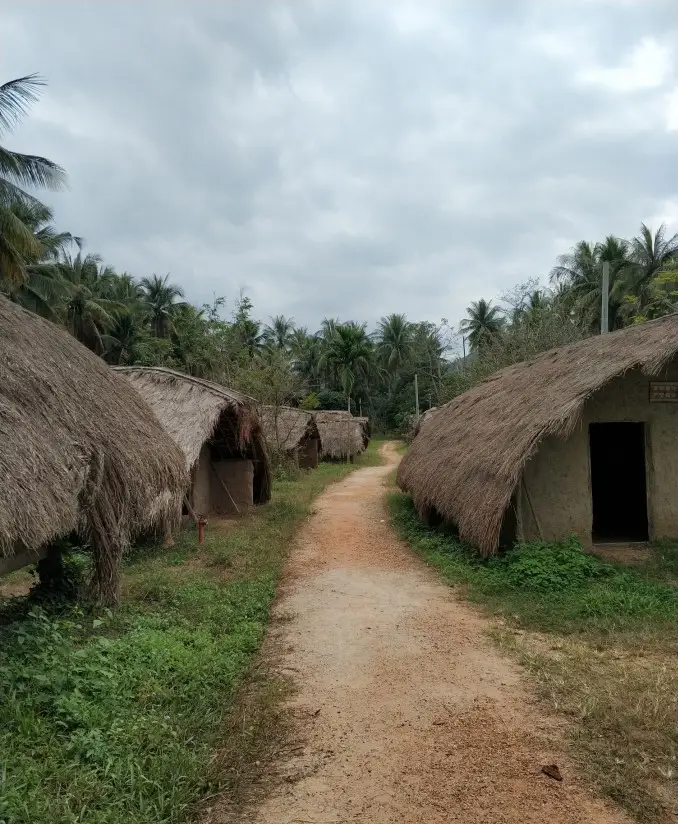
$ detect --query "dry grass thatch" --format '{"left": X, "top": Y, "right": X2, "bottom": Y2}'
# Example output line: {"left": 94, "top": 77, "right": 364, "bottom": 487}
{"left": 0, "top": 298, "right": 187, "bottom": 602}
{"left": 413, "top": 407, "right": 439, "bottom": 438}
{"left": 398, "top": 315, "right": 678, "bottom": 555}
{"left": 259, "top": 406, "right": 320, "bottom": 454}
{"left": 355, "top": 416, "right": 372, "bottom": 447}
{"left": 315, "top": 410, "right": 365, "bottom": 460}
{"left": 115, "top": 367, "right": 271, "bottom": 504}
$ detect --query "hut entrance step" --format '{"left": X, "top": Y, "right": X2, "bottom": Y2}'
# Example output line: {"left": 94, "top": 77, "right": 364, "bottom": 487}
{"left": 589, "top": 422, "right": 648, "bottom": 543}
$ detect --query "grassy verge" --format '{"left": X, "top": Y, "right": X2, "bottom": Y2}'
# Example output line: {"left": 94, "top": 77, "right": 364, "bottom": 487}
{"left": 389, "top": 491, "right": 678, "bottom": 823}
{"left": 0, "top": 448, "right": 380, "bottom": 824}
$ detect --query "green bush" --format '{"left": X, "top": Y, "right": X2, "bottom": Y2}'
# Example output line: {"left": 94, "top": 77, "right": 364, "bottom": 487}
{"left": 495, "top": 537, "right": 614, "bottom": 593}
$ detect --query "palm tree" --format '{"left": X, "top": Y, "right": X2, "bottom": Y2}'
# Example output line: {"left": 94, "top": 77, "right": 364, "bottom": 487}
{"left": 105, "top": 313, "right": 142, "bottom": 365}
{"left": 290, "top": 327, "right": 322, "bottom": 383}
{"left": 318, "top": 322, "right": 374, "bottom": 408}
{"left": 0, "top": 75, "right": 67, "bottom": 286}
{"left": 551, "top": 237, "right": 629, "bottom": 332}
{"left": 3, "top": 200, "right": 79, "bottom": 315}
{"left": 57, "top": 252, "right": 121, "bottom": 353}
{"left": 139, "top": 273, "right": 186, "bottom": 338}
{"left": 459, "top": 299, "right": 504, "bottom": 351}
{"left": 376, "top": 313, "right": 413, "bottom": 374}
{"left": 263, "top": 314, "right": 295, "bottom": 350}
{"left": 320, "top": 317, "right": 340, "bottom": 343}
{"left": 623, "top": 223, "right": 678, "bottom": 314}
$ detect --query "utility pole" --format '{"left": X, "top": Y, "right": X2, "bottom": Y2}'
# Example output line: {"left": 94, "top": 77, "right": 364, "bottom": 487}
{"left": 414, "top": 373, "right": 420, "bottom": 420}
{"left": 601, "top": 261, "right": 610, "bottom": 334}
{"left": 462, "top": 336, "right": 467, "bottom": 369}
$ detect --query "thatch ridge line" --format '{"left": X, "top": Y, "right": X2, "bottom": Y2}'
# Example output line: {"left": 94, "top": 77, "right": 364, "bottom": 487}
{"left": 113, "top": 366, "right": 256, "bottom": 406}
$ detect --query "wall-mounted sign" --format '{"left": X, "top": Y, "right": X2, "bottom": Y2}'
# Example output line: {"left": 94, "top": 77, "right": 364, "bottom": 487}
{"left": 649, "top": 381, "right": 678, "bottom": 402}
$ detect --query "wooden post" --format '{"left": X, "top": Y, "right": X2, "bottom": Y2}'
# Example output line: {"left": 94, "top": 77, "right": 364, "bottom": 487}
{"left": 346, "top": 395, "right": 351, "bottom": 463}
{"left": 414, "top": 373, "right": 420, "bottom": 420}
{"left": 601, "top": 261, "right": 610, "bottom": 335}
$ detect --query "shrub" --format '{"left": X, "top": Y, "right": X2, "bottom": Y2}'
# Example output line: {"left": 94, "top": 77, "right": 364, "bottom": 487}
{"left": 496, "top": 537, "right": 614, "bottom": 593}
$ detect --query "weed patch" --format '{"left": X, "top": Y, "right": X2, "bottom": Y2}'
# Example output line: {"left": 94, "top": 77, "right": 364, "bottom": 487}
{"left": 0, "top": 455, "right": 371, "bottom": 824}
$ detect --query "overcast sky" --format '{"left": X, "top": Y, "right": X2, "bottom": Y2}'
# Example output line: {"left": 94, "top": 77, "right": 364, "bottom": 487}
{"left": 1, "top": 1, "right": 677, "bottom": 332}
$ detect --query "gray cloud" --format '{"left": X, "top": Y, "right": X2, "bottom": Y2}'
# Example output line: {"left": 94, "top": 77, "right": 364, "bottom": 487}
{"left": 0, "top": 0, "right": 676, "bottom": 332}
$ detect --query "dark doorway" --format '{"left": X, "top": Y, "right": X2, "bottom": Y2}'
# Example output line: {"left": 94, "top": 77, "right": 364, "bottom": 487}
{"left": 589, "top": 422, "right": 648, "bottom": 542}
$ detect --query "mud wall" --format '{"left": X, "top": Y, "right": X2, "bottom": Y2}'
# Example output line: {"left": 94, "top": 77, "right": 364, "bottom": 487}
{"left": 518, "top": 362, "right": 678, "bottom": 546}
{"left": 299, "top": 437, "right": 319, "bottom": 469}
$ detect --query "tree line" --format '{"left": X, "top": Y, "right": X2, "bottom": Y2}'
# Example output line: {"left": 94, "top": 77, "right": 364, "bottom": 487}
{"left": 1, "top": 75, "right": 677, "bottom": 432}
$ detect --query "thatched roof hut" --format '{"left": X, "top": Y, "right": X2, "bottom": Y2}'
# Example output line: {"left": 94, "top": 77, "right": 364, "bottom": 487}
{"left": 115, "top": 367, "right": 271, "bottom": 513}
{"left": 398, "top": 316, "right": 678, "bottom": 555}
{"left": 315, "top": 411, "right": 365, "bottom": 461}
{"left": 259, "top": 406, "right": 321, "bottom": 469}
{"left": 0, "top": 298, "right": 187, "bottom": 603}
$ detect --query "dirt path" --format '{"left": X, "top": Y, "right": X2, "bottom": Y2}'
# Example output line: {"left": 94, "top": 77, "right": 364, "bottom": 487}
{"left": 249, "top": 442, "right": 629, "bottom": 824}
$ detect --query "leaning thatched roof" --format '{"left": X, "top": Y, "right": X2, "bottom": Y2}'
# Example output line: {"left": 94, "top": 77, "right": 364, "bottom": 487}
{"left": 259, "top": 406, "right": 319, "bottom": 454}
{"left": 398, "top": 315, "right": 678, "bottom": 555}
{"left": 0, "top": 298, "right": 187, "bottom": 601}
{"left": 115, "top": 367, "right": 271, "bottom": 503}
{"left": 315, "top": 411, "right": 365, "bottom": 459}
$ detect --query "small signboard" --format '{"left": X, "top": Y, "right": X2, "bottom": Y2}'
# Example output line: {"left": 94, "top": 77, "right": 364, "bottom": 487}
{"left": 649, "top": 381, "right": 678, "bottom": 402}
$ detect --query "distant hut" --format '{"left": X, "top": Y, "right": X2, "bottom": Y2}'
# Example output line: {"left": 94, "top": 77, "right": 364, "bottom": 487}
{"left": 355, "top": 416, "right": 372, "bottom": 449}
{"left": 259, "top": 406, "right": 321, "bottom": 469}
{"left": 315, "top": 411, "right": 365, "bottom": 461}
{"left": 399, "top": 316, "right": 678, "bottom": 554}
{"left": 116, "top": 368, "right": 271, "bottom": 517}
{"left": 0, "top": 298, "right": 187, "bottom": 603}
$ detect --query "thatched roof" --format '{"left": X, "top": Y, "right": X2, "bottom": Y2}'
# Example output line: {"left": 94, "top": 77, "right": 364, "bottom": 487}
{"left": 115, "top": 367, "right": 271, "bottom": 504}
{"left": 413, "top": 407, "right": 439, "bottom": 437}
{"left": 398, "top": 315, "right": 678, "bottom": 555}
{"left": 355, "top": 416, "right": 372, "bottom": 447}
{"left": 259, "top": 406, "right": 319, "bottom": 454}
{"left": 0, "top": 298, "right": 187, "bottom": 602}
{"left": 315, "top": 411, "right": 365, "bottom": 460}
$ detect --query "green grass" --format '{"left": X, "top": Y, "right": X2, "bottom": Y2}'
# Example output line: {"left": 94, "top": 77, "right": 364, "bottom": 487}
{"left": 389, "top": 490, "right": 678, "bottom": 822}
{"left": 388, "top": 492, "right": 678, "bottom": 636}
{"left": 0, "top": 455, "right": 376, "bottom": 824}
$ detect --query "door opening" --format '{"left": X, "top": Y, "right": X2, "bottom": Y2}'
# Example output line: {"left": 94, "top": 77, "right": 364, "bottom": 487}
{"left": 589, "top": 422, "right": 648, "bottom": 542}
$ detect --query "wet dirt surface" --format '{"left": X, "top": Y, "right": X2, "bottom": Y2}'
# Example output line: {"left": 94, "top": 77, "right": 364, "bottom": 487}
{"left": 247, "top": 442, "right": 630, "bottom": 824}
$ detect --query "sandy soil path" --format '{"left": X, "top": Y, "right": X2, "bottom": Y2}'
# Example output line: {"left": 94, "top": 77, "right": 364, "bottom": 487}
{"left": 249, "top": 442, "right": 629, "bottom": 824}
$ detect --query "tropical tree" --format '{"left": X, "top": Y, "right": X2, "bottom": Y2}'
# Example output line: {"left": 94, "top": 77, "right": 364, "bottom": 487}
{"left": 621, "top": 223, "right": 678, "bottom": 318}
{"left": 551, "top": 237, "right": 629, "bottom": 333}
{"left": 105, "top": 313, "right": 142, "bottom": 365}
{"left": 291, "top": 327, "right": 322, "bottom": 384}
{"left": 0, "top": 75, "right": 67, "bottom": 286}
{"left": 263, "top": 314, "right": 295, "bottom": 350}
{"left": 459, "top": 299, "right": 504, "bottom": 351}
{"left": 376, "top": 313, "right": 413, "bottom": 375}
{"left": 3, "top": 200, "right": 79, "bottom": 315}
{"left": 56, "top": 252, "right": 121, "bottom": 353}
{"left": 232, "top": 293, "right": 264, "bottom": 358}
{"left": 318, "top": 322, "right": 374, "bottom": 409}
{"left": 139, "top": 273, "right": 186, "bottom": 338}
